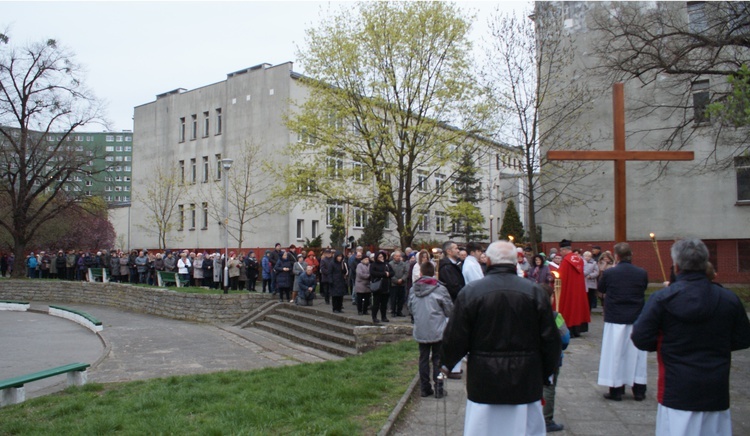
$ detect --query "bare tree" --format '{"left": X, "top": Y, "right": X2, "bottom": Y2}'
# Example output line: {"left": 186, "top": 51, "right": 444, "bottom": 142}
{"left": 481, "top": 4, "right": 602, "bottom": 251}
{"left": 282, "top": 2, "right": 490, "bottom": 248}
{"left": 195, "top": 143, "right": 284, "bottom": 250}
{"left": 0, "top": 33, "right": 106, "bottom": 276}
{"left": 589, "top": 1, "right": 750, "bottom": 172}
{"left": 136, "top": 161, "right": 183, "bottom": 250}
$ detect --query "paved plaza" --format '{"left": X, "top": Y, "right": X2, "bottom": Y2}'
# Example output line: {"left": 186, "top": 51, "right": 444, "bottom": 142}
{"left": 1, "top": 302, "right": 749, "bottom": 435}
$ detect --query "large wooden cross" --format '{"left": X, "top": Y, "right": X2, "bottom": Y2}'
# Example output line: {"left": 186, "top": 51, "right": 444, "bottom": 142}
{"left": 547, "top": 83, "right": 694, "bottom": 242}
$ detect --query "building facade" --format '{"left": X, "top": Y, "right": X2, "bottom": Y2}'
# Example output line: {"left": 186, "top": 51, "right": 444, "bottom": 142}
{"left": 129, "top": 62, "right": 524, "bottom": 252}
{"left": 536, "top": 1, "right": 750, "bottom": 282}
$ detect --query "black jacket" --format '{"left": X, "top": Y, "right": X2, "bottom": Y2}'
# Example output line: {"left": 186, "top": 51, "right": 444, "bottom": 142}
{"left": 632, "top": 271, "right": 750, "bottom": 411}
{"left": 369, "top": 259, "right": 393, "bottom": 294}
{"left": 442, "top": 264, "right": 561, "bottom": 405}
{"left": 438, "top": 257, "right": 465, "bottom": 301}
{"left": 598, "top": 260, "right": 648, "bottom": 324}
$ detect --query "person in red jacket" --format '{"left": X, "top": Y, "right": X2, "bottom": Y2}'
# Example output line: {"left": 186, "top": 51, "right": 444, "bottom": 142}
{"left": 556, "top": 239, "right": 590, "bottom": 337}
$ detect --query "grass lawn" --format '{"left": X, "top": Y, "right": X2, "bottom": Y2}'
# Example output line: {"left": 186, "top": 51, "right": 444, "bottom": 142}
{"left": 0, "top": 340, "right": 418, "bottom": 435}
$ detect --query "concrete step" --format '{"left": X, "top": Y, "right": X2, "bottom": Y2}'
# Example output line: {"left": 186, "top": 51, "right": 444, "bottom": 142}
{"left": 255, "top": 320, "right": 358, "bottom": 357}
{"left": 274, "top": 307, "right": 368, "bottom": 335}
{"left": 220, "top": 325, "right": 342, "bottom": 362}
{"left": 263, "top": 314, "right": 357, "bottom": 348}
{"left": 287, "top": 304, "right": 373, "bottom": 327}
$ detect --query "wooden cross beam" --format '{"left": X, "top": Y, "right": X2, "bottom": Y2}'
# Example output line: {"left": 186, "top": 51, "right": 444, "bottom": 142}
{"left": 546, "top": 83, "right": 694, "bottom": 242}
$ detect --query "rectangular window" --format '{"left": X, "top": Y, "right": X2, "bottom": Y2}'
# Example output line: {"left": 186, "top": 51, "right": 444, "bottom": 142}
{"left": 688, "top": 1, "right": 708, "bottom": 33}
{"left": 85, "top": 180, "right": 93, "bottom": 187}
{"left": 105, "top": 195, "right": 112, "bottom": 202}
{"left": 104, "top": 176, "right": 112, "bottom": 182}
{"left": 202, "top": 156, "right": 209, "bottom": 182}
{"left": 124, "top": 146, "right": 132, "bottom": 151}
{"left": 106, "top": 135, "right": 114, "bottom": 142}
{"left": 124, "top": 176, "right": 131, "bottom": 182}
{"left": 115, "top": 186, "right": 122, "bottom": 192}
{"left": 298, "top": 129, "right": 316, "bottom": 145}
{"left": 105, "top": 146, "right": 114, "bottom": 152}
{"left": 417, "top": 210, "right": 429, "bottom": 232}
{"left": 312, "top": 220, "right": 319, "bottom": 238}
{"left": 692, "top": 80, "right": 710, "bottom": 124}
{"left": 179, "top": 117, "right": 186, "bottom": 142}
{"left": 435, "top": 173, "right": 445, "bottom": 193}
{"left": 178, "top": 205, "right": 184, "bottom": 231}
{"left": 216, "top": 108, "right": 222, "bottom": 135}
{"left": 179, "top": 160, "right": 185, "bottom": 184}
{"left": 190, "top": 158, "right": 196, "bottom": 184}
{"left": 326, "top": 157, "right": 343, "bottom": 179}
{"left": 736, "top": 156, "right": 750, "bottom": 202}
{"left": 202, "top": 202, "right": 209, "bottom": 229}
{"left": 115, "top": 146, "right": 123, "bottom": 152}
{"left": 353, "top": 207, "right": 368, "bottom": 228}
{"left": 326, "top": 200, "right": 343, "bottom": 226}
{"left": 124, "top": 156, "right": 131, "bottom": 162}
{"left": 115, "top": 156, "right": 123, "bottom": 161}
{"left": 417, "top": 171, "right": 428, "bottom": 192}
{"left": 115, "top": 176, "right": 122, "bottom": 182}
{"left": 191, "top": 114, "right": 197, "bottom": 140}
{"left": 352, "top": 161, "right": 365, "bottom": 182}
{"left": 105, "top": 186, "right": 112, "bottom": 192}
{"left": 203, "top": 111, "right": 210, "bottom": 137}
{"left": 124, "top": 166, "right": 131, "bottom": 172}
{"left": 105, "top": 156, "right": 114, "bottom": 162}
{"left": 190, "top": 204, "right": 196, "bottom": 229}
{"left": 296, "top": 219, "right": 305, "bottom": 240}
{"left": 125, "top": 136, "right": 132, "bottom": 142}
{"left": 124, "top": 186, "right": 130, "bottom": 192}
{"left": 215, "top": 154, "right": 222, "bottom": 180}
{"left": 435, "top": 211, "right": 447, "bottom": 233}
{"left": 116, "top": 135, "right": 123, "bottom": 142}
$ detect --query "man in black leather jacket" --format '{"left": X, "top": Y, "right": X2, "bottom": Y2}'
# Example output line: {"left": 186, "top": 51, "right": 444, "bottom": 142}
{"left": 442, "top": 240, "right": 561, "bottom": 435}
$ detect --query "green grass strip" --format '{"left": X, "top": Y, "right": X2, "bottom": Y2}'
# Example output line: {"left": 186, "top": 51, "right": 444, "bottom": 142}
{"left": 0, "top": 340, "right": 418, "bottom": 435}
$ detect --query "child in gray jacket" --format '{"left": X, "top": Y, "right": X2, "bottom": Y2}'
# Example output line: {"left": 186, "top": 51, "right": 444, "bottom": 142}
{"left": 408, "top": 261, "right": 454, "bottom": 398}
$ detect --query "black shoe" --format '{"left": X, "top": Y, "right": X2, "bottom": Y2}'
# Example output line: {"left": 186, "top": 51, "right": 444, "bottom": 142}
{"left": 381, "top": 317, "right": 390, "bottom": 322}
{"left": 604, "top": 386, "right": 623, "bottom": 401}
{"left": 546, "top": 421, "right": 564, "bottom": 432}
{"left": 372, "top": 318, "right": 380, "bottom": 324}
{"left": 603, "top": 392, "right": 622, "bottom": 401}
{"left": 420, "top": 389, "right": 434, "bottom": 398}
{"left": 634, "top": 393, "right": 645, "bottom": 401}
{"left": 633, "top": 383, "right": 647, "bottom": 401}
{"left": 396, "top": 313, "right": 404, "bottom": 317}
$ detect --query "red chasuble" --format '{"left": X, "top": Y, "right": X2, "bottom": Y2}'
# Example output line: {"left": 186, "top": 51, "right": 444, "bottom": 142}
{"left": 558, "top": 253, "right": 590, "bottom": 328}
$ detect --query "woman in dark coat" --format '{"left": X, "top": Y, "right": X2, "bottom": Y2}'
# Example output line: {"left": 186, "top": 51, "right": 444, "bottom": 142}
{"left": 369, "top": 250, "right": 394, "bottom": 324}
{"left": 329, "top": 251, "right": 349, "bottom": 313}
{"left": 274, "top": 250, "right": 295, "bottom": 303}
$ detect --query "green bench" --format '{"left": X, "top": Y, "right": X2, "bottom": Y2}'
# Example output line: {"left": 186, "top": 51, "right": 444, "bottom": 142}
{"left": 0, "top": 363, "right": 90, "bottom": 407}
{"left": 48, "top": 305, "right": 103, "bottom": 332}
{"left": 87, "top": 267, "right": 109, "bottom": 283}
{"left": 157, "top": 270, "right": 182, "bottom": 287}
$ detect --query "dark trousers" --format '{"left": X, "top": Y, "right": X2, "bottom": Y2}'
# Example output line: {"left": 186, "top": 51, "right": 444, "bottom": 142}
{"left": 389, "top": 285, "right": 405, "bottom": 315}
{"left": 229, "top": 276, "right": 239, "bottom": 291}
{"left": 332, "top": 296, "right": 343, "bottom": 312}
{"left": 262, "top": 279, "right": 271, "bottom": 292}
{"left": 320, "top": 282, "right": 331, "bottom": 303}
{"left": 418, "top": 342, "right": 442, "bottom": 394}
{"left": 543, "top": 367, "right": 560, "bottom": 423}
{"left": 278, "top": 286, "right": 291, "bottom": 302}
{"left": 372, "top": 292, "right": 388, "bottom": 320}
{"left": 588, "top": 288, "right": 598, "bottom": 309}
{"left": 356, "top": 293, "right": 371, "bottom": 314}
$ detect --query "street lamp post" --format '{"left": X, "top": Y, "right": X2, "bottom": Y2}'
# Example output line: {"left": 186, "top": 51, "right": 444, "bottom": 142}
{"left": 221, "top": 158, "right": 233, "bottom": 293}
{"left": 489, "top": 215, "right": 494, "bottom": 243}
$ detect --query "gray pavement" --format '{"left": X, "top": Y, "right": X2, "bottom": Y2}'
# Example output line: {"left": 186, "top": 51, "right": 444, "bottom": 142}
{"left": 3, "top": 302, "right": 750, "bottom": 435}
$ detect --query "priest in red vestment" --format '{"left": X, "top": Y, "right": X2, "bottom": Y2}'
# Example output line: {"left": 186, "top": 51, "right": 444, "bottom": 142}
{"left": 557, "top": 240, "right": 590, "bottom": 337}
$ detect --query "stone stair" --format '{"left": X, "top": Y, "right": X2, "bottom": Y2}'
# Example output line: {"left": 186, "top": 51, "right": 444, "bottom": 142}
{"left": 236, "top": 303, "right": 372, "bottom": 357}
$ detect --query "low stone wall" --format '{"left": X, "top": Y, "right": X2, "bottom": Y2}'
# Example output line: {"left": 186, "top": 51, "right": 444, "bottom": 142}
{"left": 0, "top": 280, "right": 270, "bottom": 324}
{"left": 354, "top": 324, "right": 413, "bottom": 353}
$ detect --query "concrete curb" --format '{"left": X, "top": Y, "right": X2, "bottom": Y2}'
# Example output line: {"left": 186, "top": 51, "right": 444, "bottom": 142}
{"left": 378, "top": 372, "right": 420, "bottom": 436}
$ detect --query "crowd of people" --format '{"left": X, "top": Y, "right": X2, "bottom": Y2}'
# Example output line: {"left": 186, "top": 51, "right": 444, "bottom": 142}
{"left": 5, "top": 236, "right": 749, "bottom": 436}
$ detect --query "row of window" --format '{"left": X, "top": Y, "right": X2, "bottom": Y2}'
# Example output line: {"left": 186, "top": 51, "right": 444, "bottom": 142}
{"left": 46, "top": 135, "right": 132, "bottom": 142}
{"left": 177, "top": 203, "right": 210, "bottom": 231}
{"left": 105, "top": 156, "right": 132, "bottom": 162}
{"left": 179, "top": 109, "right": 222, "bottom": 142}
{"left": 105, "top": 146, "right": 133, "bottom": 152}
{"left": 179, "top": 154, "right": 224, "bottom": 184}
{"left": 325, "top": 201, "right": 450, "bottom": 233}
{"left": 105, "top": 196, "right": 130, "bottom": 203}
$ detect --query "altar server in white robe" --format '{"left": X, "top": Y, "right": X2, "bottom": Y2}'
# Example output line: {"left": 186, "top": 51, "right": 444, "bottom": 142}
{"left": 597, "top": 242, "right": 649, "bottom": 401}
{"left": 442, "top": 241, "right": 560, "bottom": 436}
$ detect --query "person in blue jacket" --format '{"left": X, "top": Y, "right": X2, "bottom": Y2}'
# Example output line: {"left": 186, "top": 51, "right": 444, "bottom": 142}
{"left": 632, "top": 238, "right": 750, "bottom": 436}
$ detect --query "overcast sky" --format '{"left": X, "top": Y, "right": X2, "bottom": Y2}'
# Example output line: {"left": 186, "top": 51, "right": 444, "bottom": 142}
{"left": 2, "top": 1, "right": 528, "bottom": 132}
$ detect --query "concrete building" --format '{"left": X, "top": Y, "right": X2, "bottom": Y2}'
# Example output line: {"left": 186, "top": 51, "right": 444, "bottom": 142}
{"left": 129, "top": 62, "right": 524, "bottom": 253}
{"left": 536, "top": 2, "right": 750, "bottom": 283}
